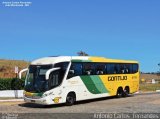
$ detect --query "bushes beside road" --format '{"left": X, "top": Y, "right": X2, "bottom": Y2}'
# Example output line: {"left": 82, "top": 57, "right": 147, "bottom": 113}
{"left": 139, "top": 83, "right": 160, "bottom": 92}
{"left": 0, "top": 78, "right": 25, "bottom": 90}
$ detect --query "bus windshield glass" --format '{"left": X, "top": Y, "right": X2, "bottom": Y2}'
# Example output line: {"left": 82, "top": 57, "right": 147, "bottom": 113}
{"left": 24, "top": 65, "right": 52, "bottom": 93}
{"left": 24, "top": 62, "right": 69, "bottom": 93}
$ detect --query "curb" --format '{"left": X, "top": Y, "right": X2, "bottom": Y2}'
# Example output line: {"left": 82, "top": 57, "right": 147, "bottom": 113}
{"left": 0, "top": 90, "right": 23, "bottom": 98}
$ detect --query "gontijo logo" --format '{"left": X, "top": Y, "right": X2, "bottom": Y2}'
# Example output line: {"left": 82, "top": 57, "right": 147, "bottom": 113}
{"left": 108, "top": 76, "right": 127, "bottom": 81}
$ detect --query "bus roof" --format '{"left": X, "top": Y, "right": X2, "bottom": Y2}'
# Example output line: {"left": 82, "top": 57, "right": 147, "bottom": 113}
{"left": 72, "top": 56, "right": 138, "bottom": 63}
{"left": 31, "top": 56, "right": 138, "bottom": 65}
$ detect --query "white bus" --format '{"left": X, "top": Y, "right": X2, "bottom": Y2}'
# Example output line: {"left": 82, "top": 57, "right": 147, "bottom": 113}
{"left": 19, "top": 56, "right": 139, "bottom": 105}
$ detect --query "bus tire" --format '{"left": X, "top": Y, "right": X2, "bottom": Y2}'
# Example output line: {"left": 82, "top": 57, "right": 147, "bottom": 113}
{"left": 116, "top": 87, "right": 123, "bottom": 98}
{"left": 66, "top": 92, "right": 76, "bottom": 106}
{"left": 123, "top": 86, "right": 130, "bottom": 97}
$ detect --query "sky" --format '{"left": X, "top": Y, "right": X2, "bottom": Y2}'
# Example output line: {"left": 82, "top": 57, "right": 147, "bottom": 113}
{"left": 0, "top": 0, "right": 160, "bottom": 72}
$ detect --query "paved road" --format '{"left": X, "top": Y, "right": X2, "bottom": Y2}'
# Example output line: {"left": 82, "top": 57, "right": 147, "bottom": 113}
{"left": 0, "top": 93, "right": 160, "bottom": 119}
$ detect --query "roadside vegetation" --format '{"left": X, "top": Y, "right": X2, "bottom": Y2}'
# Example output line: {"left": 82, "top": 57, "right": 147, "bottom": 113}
{"left": 140, "top": 83, "right": 160, "bottom": 92}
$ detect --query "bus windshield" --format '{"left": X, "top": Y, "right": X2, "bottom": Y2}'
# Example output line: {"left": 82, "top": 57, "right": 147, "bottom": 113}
{"left": 24, "top": 62, "right": 69, "bottom": 93}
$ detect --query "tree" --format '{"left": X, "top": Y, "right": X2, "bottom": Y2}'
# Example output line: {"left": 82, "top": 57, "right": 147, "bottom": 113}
{"left": 77, "top": 51, "right": 89, "bottom": 56}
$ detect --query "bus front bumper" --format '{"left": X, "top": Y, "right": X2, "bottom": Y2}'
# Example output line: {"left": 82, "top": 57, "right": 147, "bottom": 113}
{"left": 24, "top": 96, "right": 63, "bottom": 105}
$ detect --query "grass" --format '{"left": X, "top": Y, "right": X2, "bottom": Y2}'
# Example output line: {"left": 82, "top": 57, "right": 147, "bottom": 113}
{"left": 139, "top": 83, "right": 160, "bottom": 92}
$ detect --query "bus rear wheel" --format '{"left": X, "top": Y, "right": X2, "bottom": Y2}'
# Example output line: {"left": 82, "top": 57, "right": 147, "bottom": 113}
{"left": 123, "top": 87, "right": 130, "bottom": 97}
{"left": 116, "top": 88, "right": 124, "bottom": 98}
{"left": 66, "top": 93, "right": 76, "bottom": 106}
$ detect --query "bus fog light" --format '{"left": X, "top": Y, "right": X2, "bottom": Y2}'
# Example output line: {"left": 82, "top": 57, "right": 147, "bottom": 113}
{"left": 42, "top": 100, "right": 46, "bottom": 102}
{"left": 53, "top": 97, "right": 61, "bottom": 103}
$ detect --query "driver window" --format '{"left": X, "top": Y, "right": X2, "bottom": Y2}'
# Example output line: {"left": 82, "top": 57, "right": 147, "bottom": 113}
{"left": 67, "top": 63, "right": 82, "bottom": 79}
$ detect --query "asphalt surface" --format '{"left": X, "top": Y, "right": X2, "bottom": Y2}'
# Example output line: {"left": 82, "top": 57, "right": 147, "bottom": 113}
{"left": 0, "top": 93, "right": 160, "bottom": 119}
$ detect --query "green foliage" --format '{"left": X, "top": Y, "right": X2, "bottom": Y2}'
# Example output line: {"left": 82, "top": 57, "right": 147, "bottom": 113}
{"left": 0, "top": 78, "right": 25, "bottom": 90}
{"left": 11, "top": 78, "right": 25, "bottom": 90}
{"left": 0, "top": 78, "right": 12, "bottom": 90}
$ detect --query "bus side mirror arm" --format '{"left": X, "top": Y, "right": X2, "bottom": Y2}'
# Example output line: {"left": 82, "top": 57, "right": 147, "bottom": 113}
{"left": 19, "top": 68, "right": 28, "bottom": 79}
{"left": 45, "top": 67, "right": 61, "bottom": 80}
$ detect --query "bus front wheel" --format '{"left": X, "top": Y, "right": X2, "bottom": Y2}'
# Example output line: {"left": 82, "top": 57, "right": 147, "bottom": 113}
{"left": 66, "top": 93, "right": 76, "bottom": 106}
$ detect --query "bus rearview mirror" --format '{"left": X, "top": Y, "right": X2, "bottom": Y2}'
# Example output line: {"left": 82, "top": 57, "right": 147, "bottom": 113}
{"left": 69, "top": 70, "right": 74, "bottom": 74}
{"left": 45, "top": 67, "right": 61, "bottom": 80}
{"left": 19, "top": 68, "right": 28, "bottom": 79}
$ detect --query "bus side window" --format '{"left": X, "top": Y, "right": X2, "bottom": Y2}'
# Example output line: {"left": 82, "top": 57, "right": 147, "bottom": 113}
{"left": 54, "top": 62, "right": 69, "bottom": 71}
{"left": 120, "top": 64, "right": 125, "bottom": 74}
{"left": 106, "top": 63, "right": 122, "bottom": 74}
{"left": 106, "top": 64, "right": 115, "bottom": 74}
{"left": 114, "top": 64, "right": 121, "bottom": 74}
{"left": 67, "top": 63, "right": 82, "bottom": 79}
{"left": 83, "top": 63, "right": 95, "bottom": 75}
{"left": 95, "top": 63, "right": 105, "bottom": 75}
{"left": 54, "top": 62, "right": 69, "bottom": 81}
{"left": 132, "top": 64, "right": 138, "bottom": 73}
{"left": 124, "top": 64, "right": 132, "bottom": 74}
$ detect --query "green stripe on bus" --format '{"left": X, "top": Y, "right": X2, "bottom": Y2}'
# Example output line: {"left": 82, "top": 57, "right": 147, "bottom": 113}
{"left": 90, "top": 76, "right": 108, "bottom": 93}
{"left": 80, "top": 76, "right": 101, "bottom": 94}
{"left": 89, "top": 76, "right": 102, "bottom": 93}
